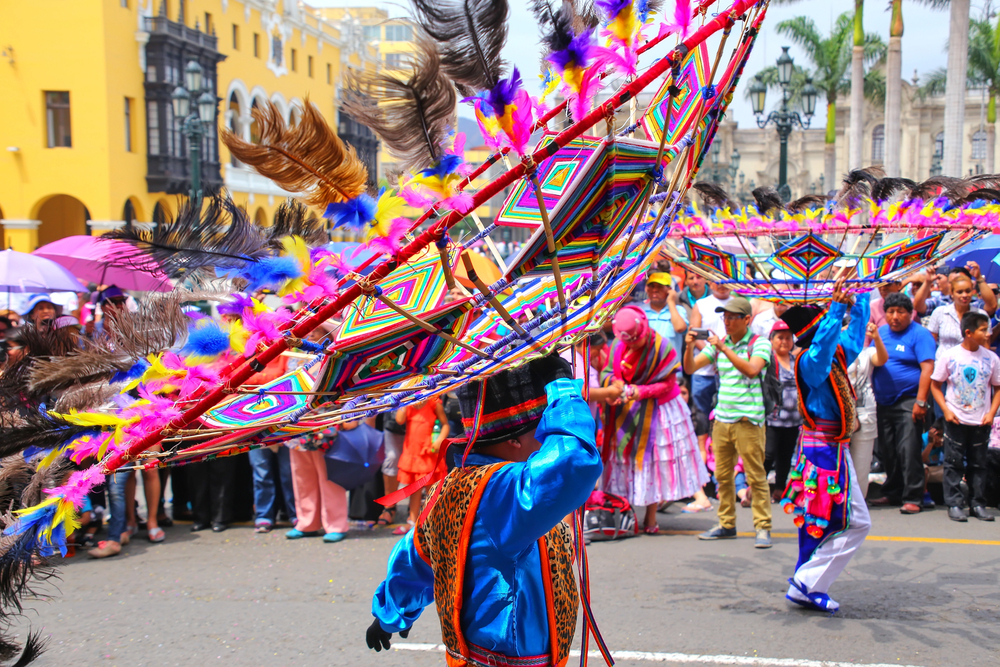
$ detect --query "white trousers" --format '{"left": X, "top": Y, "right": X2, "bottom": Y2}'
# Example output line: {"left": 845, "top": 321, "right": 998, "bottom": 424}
{"left": 849, "top": 415, "right": 877, "bottom": 499}
{"left": 792, "top": 450, "right": 871, "bottom": 595}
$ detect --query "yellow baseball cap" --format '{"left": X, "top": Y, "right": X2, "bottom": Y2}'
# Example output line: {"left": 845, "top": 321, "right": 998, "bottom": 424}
{"left": 646, "top": 272, "right": 672, "bottom": 286}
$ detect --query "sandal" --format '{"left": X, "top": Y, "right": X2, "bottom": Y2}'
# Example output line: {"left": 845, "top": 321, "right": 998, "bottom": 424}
{"left": 254, "top": 522, "right": 273, "bottom": 534}
{"left": 377, "top": 509, "right": 395, "bottom": 526}
{"left": 148, "top": 527, "right": 166, "bottom": 543}
{"left": 88, "top": 541, "right": 122, "bottom": 558}
{"left": 643, "top": 524, "right": 660, "bottom": 535}
{"left": 681, "top": 502, "right": 713, "bottom": 513}
{"left": 392, "top": 521, "right": 414, "bottom": 536}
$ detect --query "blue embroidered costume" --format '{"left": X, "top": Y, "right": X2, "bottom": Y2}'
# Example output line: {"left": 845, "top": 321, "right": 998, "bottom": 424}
{"left": 780, "top": 294, "right": 872, "bottom": 612}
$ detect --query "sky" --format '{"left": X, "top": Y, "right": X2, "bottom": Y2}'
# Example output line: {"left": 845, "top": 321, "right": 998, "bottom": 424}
{"left": 310, "top": 0, "right": 973, "bottom": 129}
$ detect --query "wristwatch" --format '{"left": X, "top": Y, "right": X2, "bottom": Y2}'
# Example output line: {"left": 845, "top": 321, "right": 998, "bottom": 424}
{"left": 915, "top": 400, "right": 929, "bottom": 409}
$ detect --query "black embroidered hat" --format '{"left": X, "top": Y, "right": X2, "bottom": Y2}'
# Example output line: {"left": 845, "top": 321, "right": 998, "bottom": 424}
{"left": 780, "top": 304, "right": 827, "bottom": 348}
{"left": 457, "top": 354, "right": 573, "bottom": 447}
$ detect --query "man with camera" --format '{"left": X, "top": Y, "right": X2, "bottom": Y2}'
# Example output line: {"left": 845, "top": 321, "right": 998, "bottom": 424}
{"left": 684, "top": 295, "right": 773, "bottom": 548}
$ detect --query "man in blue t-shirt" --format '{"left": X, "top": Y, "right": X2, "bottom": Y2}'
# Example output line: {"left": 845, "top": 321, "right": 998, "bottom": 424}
{"left": 870, "top": 293, "right": 937, "bottom": 513}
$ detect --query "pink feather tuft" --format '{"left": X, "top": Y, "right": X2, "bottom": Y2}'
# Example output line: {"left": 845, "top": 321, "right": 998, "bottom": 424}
{"left": 45, "top": 466, "right": 106, "bottom": 509}
{"left": 507, "top": 89, "right": 535, "bottom": 155}
{"left": 364, "top": 217, "right": 410, "bottom": 256}
{"left": 662, "top": 0, "right": 695, "bottom": 40}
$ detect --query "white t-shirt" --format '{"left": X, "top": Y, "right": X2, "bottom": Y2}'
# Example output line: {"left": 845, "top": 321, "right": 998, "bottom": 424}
{"left": 693, "top": 293, "right": 732, "bottom": 377}
{"left": 848, "top": 346, "right": 878, "bottom": 424}
{"left": 560, "top": 348, "right": 600, "bottom": 418}
{"left": 926, "top": 304, "right": 987, "bottom": 357}
{"left": 931, "top": 344, "right": 1000, "bottom": 425}
{"left": 750, "top": 308, "right": 778, "bottom": 338}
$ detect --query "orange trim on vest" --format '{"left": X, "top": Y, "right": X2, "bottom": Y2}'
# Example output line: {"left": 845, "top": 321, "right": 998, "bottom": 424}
{"left": 537, "top": 537, "right": 560, "bottom": 665}
{"left": 794, "top": 346, "right": 855, "bottom": 441}
{"left": 452, "top": 465, "right": 502, "bottom": 661}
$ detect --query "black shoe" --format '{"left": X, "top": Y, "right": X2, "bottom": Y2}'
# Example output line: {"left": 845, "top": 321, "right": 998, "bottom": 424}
{"left": 971, "top": 506, "right": 995, "bottom": 522}
{"left": 698, "top": 525, "right": 737, "bottom": 540}
{"left": 191, "top": 522, "right": 210, "bottom": 532}
{"left": 948, "top": 506, "right": 968, "bottom": 522}
{"left": 211, "top": 522, "right": 228, "bottom": 532}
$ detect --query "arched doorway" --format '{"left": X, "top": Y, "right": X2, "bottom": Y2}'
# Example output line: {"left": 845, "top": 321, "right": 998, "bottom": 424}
{"left": 250, "top": 98, "right": 263, "bottom": 144}
{"left": 152, "top": 200, "right": 171, "bottom": 226}
{"left": 289, "top": 105, "right": 302, "bottom": 128}
{"left": 254, "top": 207, "right": 269, "bottom": 227}
{"left": 35, "top": 194, "right": 89, "bottom": 247}
{"left": 228, "top": 93, "right": 242, "bottom": 165}
{"left": 122, "top": 197, "right": 144, "bottom": 226}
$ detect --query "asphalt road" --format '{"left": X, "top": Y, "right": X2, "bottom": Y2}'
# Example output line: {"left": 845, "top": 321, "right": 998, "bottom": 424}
{"left": 18, "top": 500, "right": 1000, "bottom": 667}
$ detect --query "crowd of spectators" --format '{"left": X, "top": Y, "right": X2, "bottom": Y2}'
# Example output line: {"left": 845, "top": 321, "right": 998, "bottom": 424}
{"left": 3, "top": 260, "right": 999, "bottom": 562}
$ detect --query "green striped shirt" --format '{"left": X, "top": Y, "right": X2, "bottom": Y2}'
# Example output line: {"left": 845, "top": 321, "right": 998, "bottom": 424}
{"left": 698, "top": 331, "right": 772, "bottom": 425}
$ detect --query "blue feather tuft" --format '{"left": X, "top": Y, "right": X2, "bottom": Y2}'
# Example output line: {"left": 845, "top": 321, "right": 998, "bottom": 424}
{"left": 110, "top": 358, "right": 150, "bottom": 385}
{"left": 324, "top": 194, "right": 377, "bottom": 230}
{"left": 183, "top": 321, "right": 231, "bottom": 357}
{"left": 241, "top": 256, "right": 302, "bottom": 292}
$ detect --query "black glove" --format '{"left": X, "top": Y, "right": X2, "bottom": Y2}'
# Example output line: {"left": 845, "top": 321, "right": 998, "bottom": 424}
{"left": 365, "top": 618, "right": 409, "bottom": 652}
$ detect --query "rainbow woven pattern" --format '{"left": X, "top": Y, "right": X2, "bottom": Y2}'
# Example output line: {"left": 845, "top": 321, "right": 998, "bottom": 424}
{"left": 640, "top": 42, "right": 709, "bottom": 155}
{"left": 496, "top": 134, "right": 603, "bottom": 228}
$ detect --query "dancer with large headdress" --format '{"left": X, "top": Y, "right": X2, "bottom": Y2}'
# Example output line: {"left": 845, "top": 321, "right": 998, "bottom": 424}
{"left": 778, "top": 278, "right": 871, "bottom": 613}
{"left": 366, "top": 355, "right": 601, "bottom": 665}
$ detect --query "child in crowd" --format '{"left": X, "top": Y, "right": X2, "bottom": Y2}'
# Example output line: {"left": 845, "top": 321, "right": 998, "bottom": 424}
{"left": 922, "top": 419, "right": 945, "bottom": 508}
{"left": 394, "top": 398, "right": 449, "bottom": 534}
{"left": 930, "top": 311, "right": 1000, "bottom": 522}
{"left": 679, "top": 377, "right": 714, "bottom": 513}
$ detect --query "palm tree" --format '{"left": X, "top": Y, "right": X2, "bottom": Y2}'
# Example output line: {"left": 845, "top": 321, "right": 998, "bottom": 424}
{"left": 944, "top": 0, "right": 971, "bottom": 176}
{"left": 922, "top": 12, "right": 1000, "bottom": 172}
{"left": 850, "top": 0, "right": 866, "bottom": 171}
{"left": 772, "top": 12, "right": 886, "bottom": 188}
{"left": 884, "top": 0, "right": 905, "bottom": 176}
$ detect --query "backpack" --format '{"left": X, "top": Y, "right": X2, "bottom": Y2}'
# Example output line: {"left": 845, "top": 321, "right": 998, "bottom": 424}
{"left": 582, "top": 490, "right": 637, "bottom": 541}
{"left": 746, "top": 334, "right": 782, "bottom": 417}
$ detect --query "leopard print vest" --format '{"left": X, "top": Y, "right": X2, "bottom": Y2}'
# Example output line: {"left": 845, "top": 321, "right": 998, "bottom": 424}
{"left": 413, "top": 462, "right": 579, "bottom": 667}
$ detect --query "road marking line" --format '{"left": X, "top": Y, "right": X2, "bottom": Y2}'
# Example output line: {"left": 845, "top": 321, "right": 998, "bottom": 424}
{"left": 660, "top": 529, "right": 1000, "bottom": 546}
{"left": 392, "top": 643, "right": 924, "bottom": 667}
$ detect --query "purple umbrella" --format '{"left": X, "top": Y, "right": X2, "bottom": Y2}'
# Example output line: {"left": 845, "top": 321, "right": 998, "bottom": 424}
{"left": 33, "top": 236, "right": 172, "bottom": 292}
{"left": 0, "top": 249, "right": 87, "bottom": 293}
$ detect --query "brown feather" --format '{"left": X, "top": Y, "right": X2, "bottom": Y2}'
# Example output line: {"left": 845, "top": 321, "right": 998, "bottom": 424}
{"left": 342, "top": 36, "right": 457, "bottom": 174}
{"left": 53, "top": 383, "right": 119, "bottom": 413}
{"left": 221, "top": 99, "right": 367, "bottom": 206}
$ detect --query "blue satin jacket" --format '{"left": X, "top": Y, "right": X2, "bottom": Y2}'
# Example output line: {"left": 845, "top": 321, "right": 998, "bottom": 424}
{"left": 798, "top": 294, "right": 870, "bottom": 422}
{"left": 372, "top": 378, "right": 602, "bottom": 656}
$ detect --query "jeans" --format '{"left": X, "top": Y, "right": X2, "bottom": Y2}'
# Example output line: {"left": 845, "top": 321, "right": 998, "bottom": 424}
{"left": 249, "top": 446, "right": 296, "bottom": 525}
{"left": 942, "top": 421, "right": 991, "bottom": 508}
{"left": 876, "top": 397, "right": 925, "bottom": 505}
{"left": 106, "top": 470, "right": 133, "bottom": 544}
{"left": 691, "top": 374, "right": 719, "bottom": 418}
{"left": 765, "top": 425, "right": 800, "bottom": 491}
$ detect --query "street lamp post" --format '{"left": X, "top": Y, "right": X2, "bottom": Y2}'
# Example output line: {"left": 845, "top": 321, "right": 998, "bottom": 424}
{"left": 171, "top": 60, "right": 217, "bottom": 209}
{"left": 749, "top": 47, "right": 817, "bottom": 202}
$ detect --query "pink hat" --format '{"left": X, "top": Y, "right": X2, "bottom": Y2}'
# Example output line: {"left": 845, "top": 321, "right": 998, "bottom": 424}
{"left": 770, "top": 320, "right": 790, "bottom": 335}
{"left": 612, "top": 305, "right": 650, "bottom": 343}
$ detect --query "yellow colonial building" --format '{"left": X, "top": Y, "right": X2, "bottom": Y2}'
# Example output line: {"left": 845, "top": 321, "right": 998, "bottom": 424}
{"left": 0, "top": 0, "right": 381, "bottom": 252}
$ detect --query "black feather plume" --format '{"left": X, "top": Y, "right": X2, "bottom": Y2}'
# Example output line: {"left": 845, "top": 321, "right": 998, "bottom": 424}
{"left": 955, "top": 188, "right": 1000, "bottom": 206}
{"left": 410, "top": 0, "right": 509, "bottom": 95}
{"left": 836, "top": 167, "right": 883, "bottom": 207}
{"left": 342, "top": 36, "right": 457, "bottom": 173}
{"left": 102, "top": 195, "right": 269, "bottom": 280}
{"left": 692, "top": 182, "right": 737, "bottom": 211}
{"left": 752, "top": 186, "right": 785, "bottom": 215}
{"left": 909, "top": 175, "right": 967, "bottom": 202}
{"left": 870, "top": 177, "right": 916, "bottom": 203}
{"left": 786, "top": 194, "right": 828, "bottom": 213}
{"left": 7, "top": 630, "right": 46, "bottom": 667}
{"left": 0, "top": 413, "right": 97, "bottom": 461}
{"left": 267, "top": 199, "right": 329, "bottom": 250}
